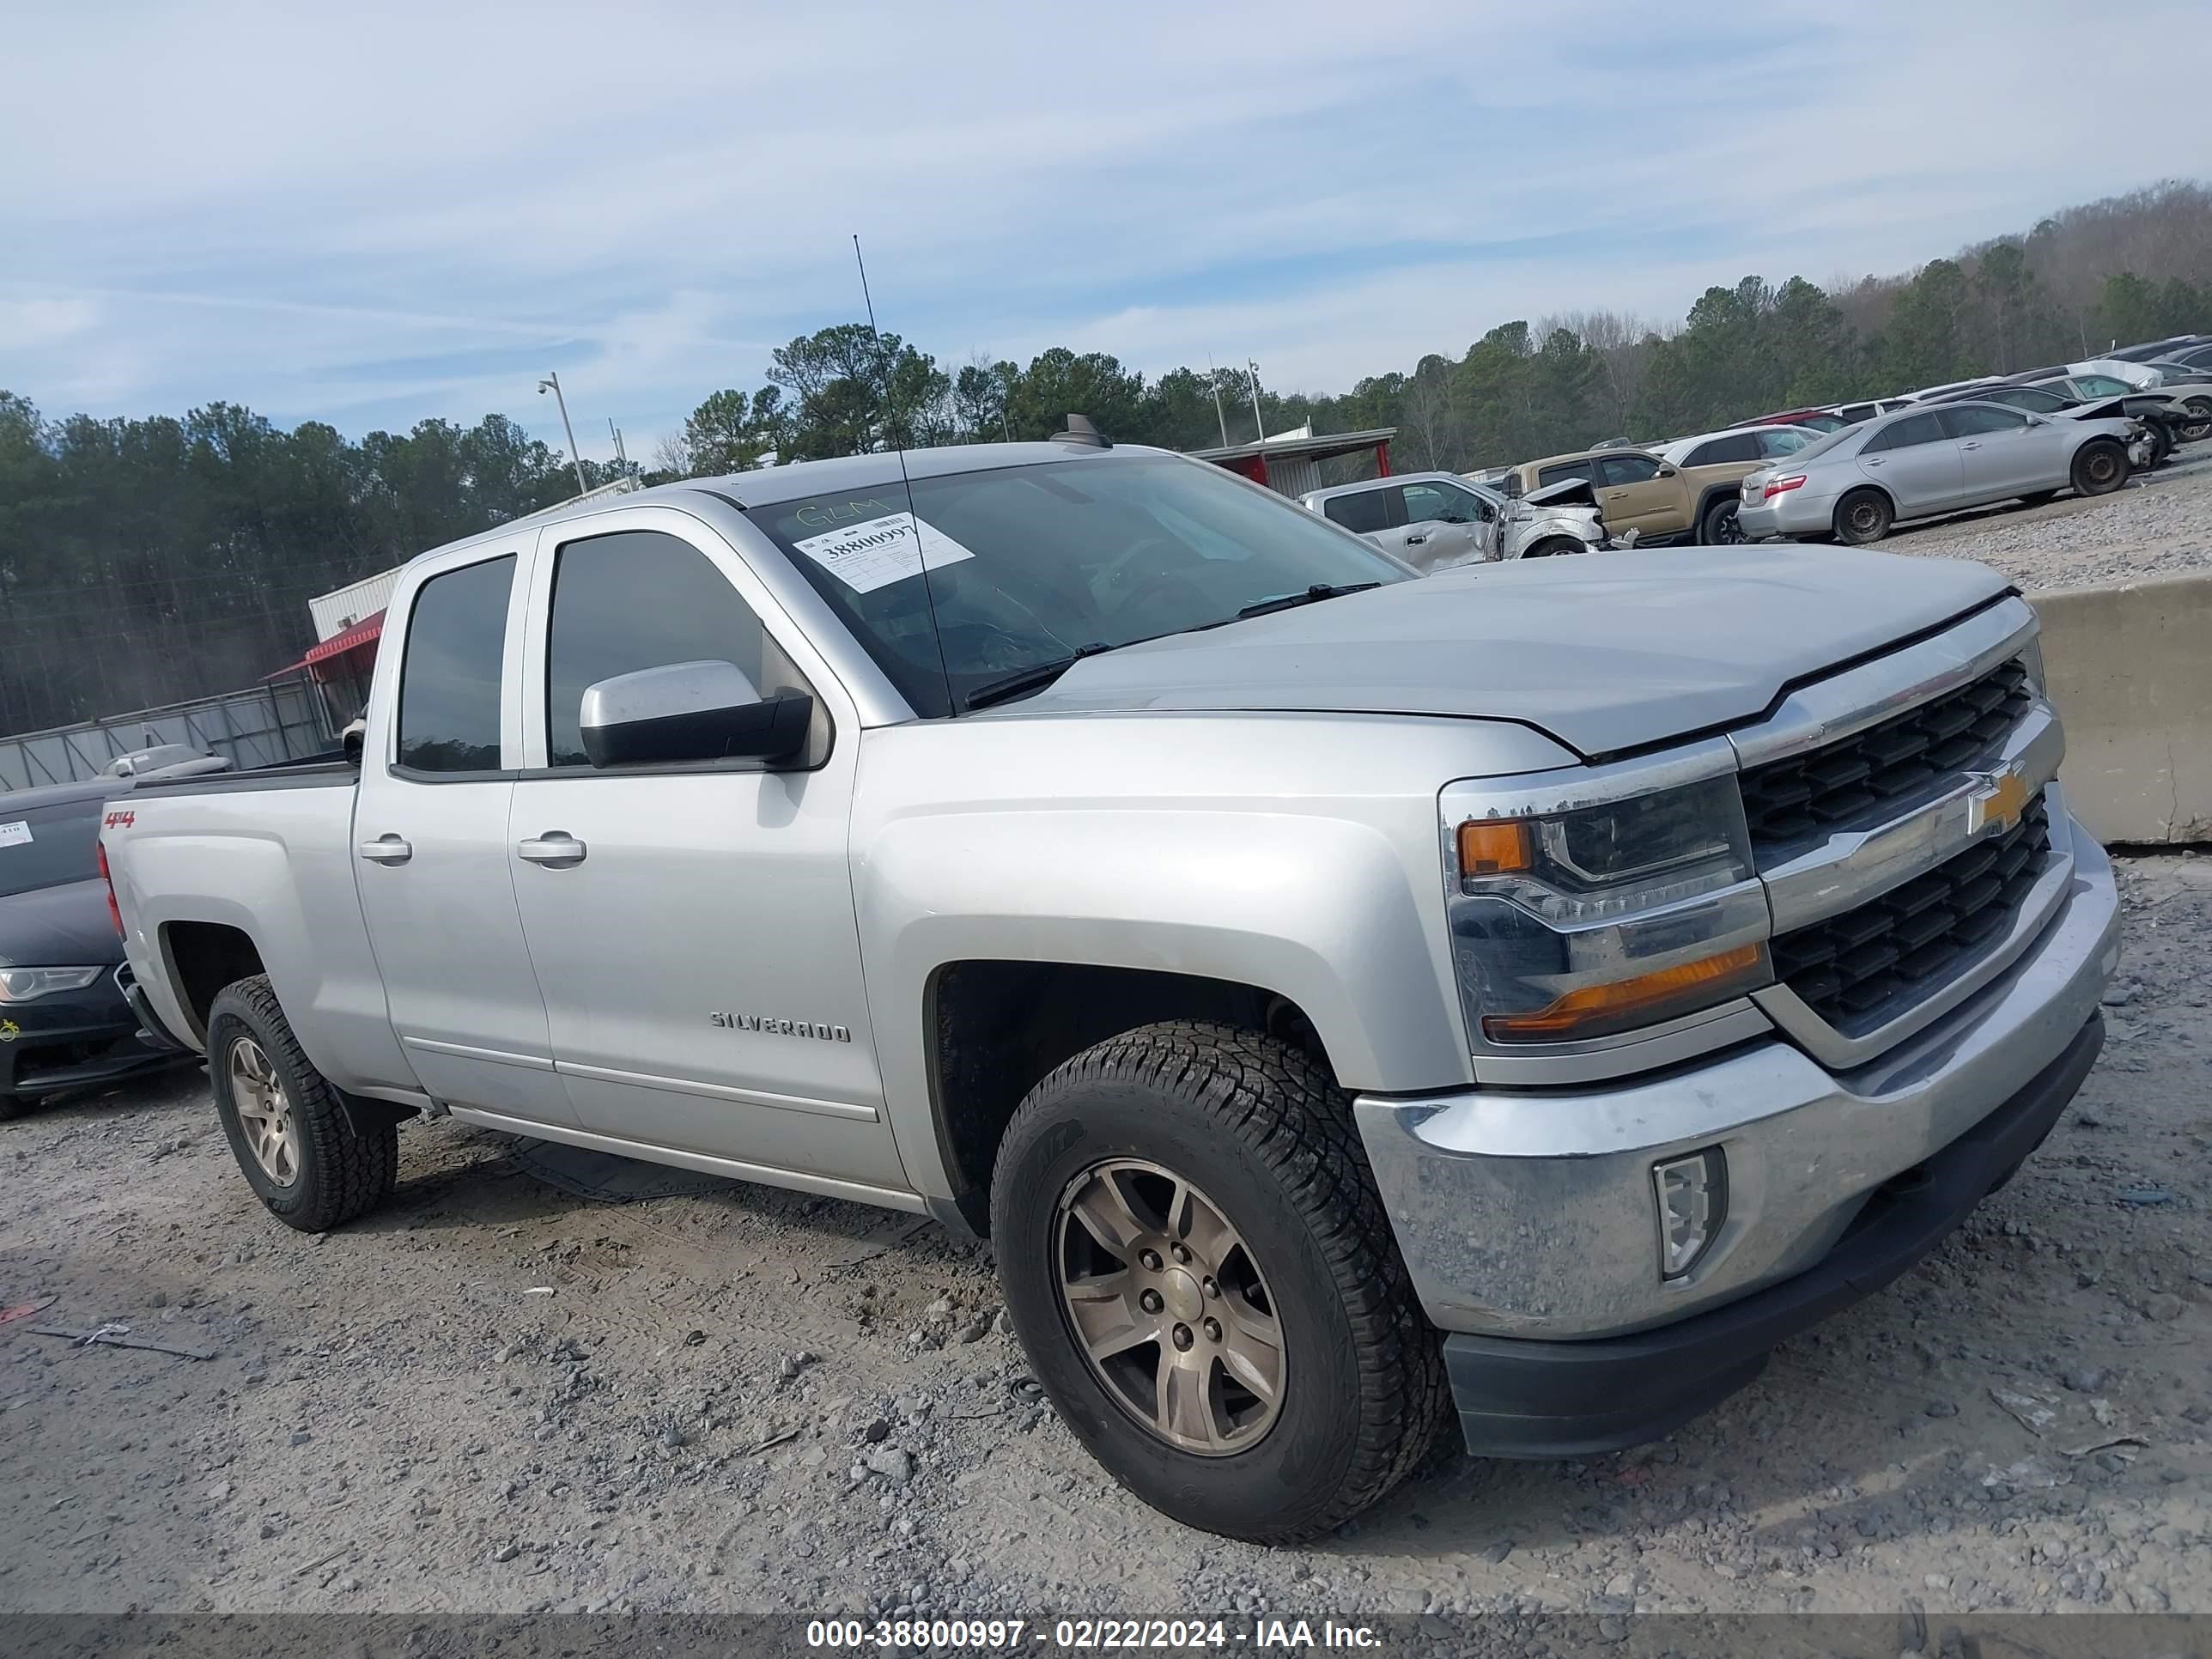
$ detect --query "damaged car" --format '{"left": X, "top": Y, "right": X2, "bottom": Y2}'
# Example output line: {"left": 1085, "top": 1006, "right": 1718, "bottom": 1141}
{"left": 1299, "top": 471, "right": 1608, "bottom": 569}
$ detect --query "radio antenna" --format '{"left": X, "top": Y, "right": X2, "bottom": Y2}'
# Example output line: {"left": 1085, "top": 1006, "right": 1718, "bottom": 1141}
{"left": 854, "top": 233, "right": 956, "bottom": 717}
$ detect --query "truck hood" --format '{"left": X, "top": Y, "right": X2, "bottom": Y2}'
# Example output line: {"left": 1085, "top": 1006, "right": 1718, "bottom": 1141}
{"left": 1006, "top": 547, "right": 2012, "bottom": 758}
{"left": 0, "top": 878, "right": 126, "bottom": 969}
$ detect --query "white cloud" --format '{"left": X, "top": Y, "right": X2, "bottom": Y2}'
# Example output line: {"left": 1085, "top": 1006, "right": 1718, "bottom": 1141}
{"left": 4, "top": 0, "right": 2209, "bottom": 456}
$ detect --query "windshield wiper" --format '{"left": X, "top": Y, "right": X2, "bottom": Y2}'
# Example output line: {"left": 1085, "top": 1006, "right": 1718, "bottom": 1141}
{"left": 963, "top": 642, "right": 1115, "bottom": 710}
{"left": 1233, "top": 581, "right": 1380, "bottom": 620}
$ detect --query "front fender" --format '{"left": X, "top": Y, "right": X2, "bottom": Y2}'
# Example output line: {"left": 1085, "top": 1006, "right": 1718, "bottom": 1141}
{"left": 849, "top": 713, "right": 1582, "bottom": 1202}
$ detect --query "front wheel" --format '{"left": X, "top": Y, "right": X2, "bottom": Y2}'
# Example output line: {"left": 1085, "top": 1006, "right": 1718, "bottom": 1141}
{"left": 1698, "top": 497, "right": 1746, "bottom": 545}
{"left": 1521, "top": 537, "right": 1583, "bottom": 559}
{"left": 990, "top": 1022, "right": 1447, "bottom": 1544}
{"left": 2071, "top": 439, "right": 2128, "bottom": 498}
{"left": 1833, "top": 488, "right": 1893, "bottom": 545}
{"left": 2179, "top": 398, "right": 2212, "bottom": 443}
{"left": 209, "top": 975, "right": 397, "bottom": 1231}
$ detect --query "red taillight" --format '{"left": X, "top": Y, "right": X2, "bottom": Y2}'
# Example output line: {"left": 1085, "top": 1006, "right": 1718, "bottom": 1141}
{"left": 1763, "top": 474, "right": 1808, "bottom": 500}
{"left": 97, "top": 842, "right": 124, "bottom": 937}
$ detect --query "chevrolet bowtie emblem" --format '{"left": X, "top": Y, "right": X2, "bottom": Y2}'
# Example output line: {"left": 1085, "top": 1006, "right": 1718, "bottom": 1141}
{"left": 1967, "top": 768, "right": 2031, "bottom": 836}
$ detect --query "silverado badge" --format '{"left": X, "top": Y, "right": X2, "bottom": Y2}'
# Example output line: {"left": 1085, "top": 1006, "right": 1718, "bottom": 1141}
{"left": 1966, "top": 766, "right": 2031, "bottom": 836}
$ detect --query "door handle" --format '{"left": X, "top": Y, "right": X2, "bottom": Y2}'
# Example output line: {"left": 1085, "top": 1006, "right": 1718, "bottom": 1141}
{"left": 358, "top": 835, "right": 412, "bottom": 865}
{"left": 517, "top": 833, "right": 587, "bottom": 868}
{"left": 1863, "top": 458, "right": 1884, "bottom": 467}
{"left": 1403, "top": 533, "right": 1426, "bottom": 544}
{"left": 1960, "top": 441, "right": 1982, "bottom": 450}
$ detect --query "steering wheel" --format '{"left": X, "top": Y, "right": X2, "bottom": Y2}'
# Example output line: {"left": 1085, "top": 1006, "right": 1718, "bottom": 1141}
{"left": 1102, "top": 536, "right": 1210, "bottom": 623}
{"left": 938, "top": 620, "right": 1045, "bottom": 672}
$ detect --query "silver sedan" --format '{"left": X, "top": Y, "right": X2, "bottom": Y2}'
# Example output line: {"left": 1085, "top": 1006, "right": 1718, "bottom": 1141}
{"left": 1735, "top": 400, "right": 2139, "bottom": 545}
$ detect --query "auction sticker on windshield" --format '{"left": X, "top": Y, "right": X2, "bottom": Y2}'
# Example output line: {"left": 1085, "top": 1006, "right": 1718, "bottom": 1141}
{"left": 789, "top": 510, "right": 976, "bottom": 595}
{"left": 0, "top": 820, "right": 32, "bottom": 850}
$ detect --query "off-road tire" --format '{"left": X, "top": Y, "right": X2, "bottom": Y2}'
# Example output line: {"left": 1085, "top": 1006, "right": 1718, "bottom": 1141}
{"left": 208, "top": 975, "right": 397, "bottom": 1231}
{"left": 990, "top": 1020, "right": 1449, "bottom": 1544}
{"left": 1698, "top": 497, "right": 1745, "bottom": 546}
{"left": 1832, "top": 487, "right": 1893, "bottom": 545}
{"left": 2070, "top": 438, "right": 2128, "bottom": 498}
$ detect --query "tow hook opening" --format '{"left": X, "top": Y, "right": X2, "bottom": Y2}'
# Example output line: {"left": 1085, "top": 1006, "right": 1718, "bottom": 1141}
{"left": 1654, "top": 1147, "right": 1729, "bottom": 1279}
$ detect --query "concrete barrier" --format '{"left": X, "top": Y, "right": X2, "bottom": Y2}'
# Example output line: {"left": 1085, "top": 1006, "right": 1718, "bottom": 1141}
{"left": 2032, "top": 568, "right": 2212, "bottom": 845}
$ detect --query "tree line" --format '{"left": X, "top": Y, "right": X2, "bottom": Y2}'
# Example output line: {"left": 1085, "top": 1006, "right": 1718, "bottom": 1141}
{"left": 3, "top": 180, "right": 2209, "bottom": 736}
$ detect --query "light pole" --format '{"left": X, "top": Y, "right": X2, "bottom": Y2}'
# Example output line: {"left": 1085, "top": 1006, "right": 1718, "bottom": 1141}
{"left": 538, "top": 372, "right": 589, "bottom": 498}
{"left": 1246, "top": 359, "right": 1267, "bottom": 442}
{"left": 1206, "top": 356, "right": 1231, "bottom": 447}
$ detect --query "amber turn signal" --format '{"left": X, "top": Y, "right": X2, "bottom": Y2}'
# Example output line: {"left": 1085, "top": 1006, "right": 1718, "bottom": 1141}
{"left": 1456, "top": 818, "right": 1533, "bottom": 876}
{"left": 1482, "top": 944, "right": 1765, "bottom": 1042}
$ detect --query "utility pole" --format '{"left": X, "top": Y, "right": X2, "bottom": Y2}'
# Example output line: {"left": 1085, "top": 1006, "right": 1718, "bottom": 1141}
{"left": 1246, "top": 359, "right": 1267, "bottom": 442}
{"left": 1206, "top": 356, "right": 1231, "bottom": 447}
{"left": 538, "top": 372, "right": 589, "bottom": 498}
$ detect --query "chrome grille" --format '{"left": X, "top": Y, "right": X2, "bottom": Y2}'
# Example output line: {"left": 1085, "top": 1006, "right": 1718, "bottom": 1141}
{"left": 1741, "top": 659, "right": 2033, "bottom": 852}
{"left": 1771, "top": 794, "right": 2051, "bottom": 1035}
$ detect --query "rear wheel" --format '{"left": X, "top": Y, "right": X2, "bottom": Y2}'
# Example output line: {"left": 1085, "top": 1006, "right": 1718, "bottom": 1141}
{"left": 990, "top": 1022, "right": 1448, "bottom": 1544}
{"left": 1698, "top": 497, "right": 1746, "bottom": 545}
{"left": 209, "top": 975, "right": 397, "bottom": 1231}
{"left": 1832, "top": 488, "right": 1893, "bottom": 545}
{"left": 2070, "top": 438, "right": 2127, "bottom": 498}
{"left": 2179, "top": 397, "right": 2212, "bottom": 443}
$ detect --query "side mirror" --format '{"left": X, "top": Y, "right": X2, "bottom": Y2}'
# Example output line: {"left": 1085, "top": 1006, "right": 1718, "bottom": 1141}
{"left": 1656, "top": 464, "right": 1679, "bottom": 478}
{"left": 580, "top": 659, "right": 811, "bottom": 769}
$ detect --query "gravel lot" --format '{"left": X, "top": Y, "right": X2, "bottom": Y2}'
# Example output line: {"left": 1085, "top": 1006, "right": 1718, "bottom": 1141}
{"left": 1870, "top": 445, "right": 2212, "bottom": 591}
{"left": 1, "top": 856, "right": 2206, "bottom": 1624}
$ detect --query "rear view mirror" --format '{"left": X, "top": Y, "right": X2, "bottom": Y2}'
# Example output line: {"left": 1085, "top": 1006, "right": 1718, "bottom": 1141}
{"left": 580, "top": 659, "right": 811, "bottom": 769}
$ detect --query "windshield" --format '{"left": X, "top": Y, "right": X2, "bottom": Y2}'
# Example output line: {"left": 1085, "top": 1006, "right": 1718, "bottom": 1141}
{"left": 757, "top": 453, "right": 1413, "bottom": 715}
{"left": 0, "top": 799, "right": 105, "bottom": 898}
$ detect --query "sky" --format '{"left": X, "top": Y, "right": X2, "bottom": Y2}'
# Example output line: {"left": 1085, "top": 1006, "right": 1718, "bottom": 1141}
{"left": 6, "top": 0, "right": 2212, "bottom": 466}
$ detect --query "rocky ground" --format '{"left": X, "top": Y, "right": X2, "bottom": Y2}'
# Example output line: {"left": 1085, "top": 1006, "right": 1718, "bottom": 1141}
{"left": 1870, "top": 442, "right": 2212, "bottom": 590}
{"left": 1, "top": 857, "right": 2206, "bottom": 1623}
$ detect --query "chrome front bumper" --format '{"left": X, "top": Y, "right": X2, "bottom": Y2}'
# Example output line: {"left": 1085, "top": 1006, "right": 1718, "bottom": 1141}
{"left": 1355, "top": 810, "right": 2119, "bottom": 1340}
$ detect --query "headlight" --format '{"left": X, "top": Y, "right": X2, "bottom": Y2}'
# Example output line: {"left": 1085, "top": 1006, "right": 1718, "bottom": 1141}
{"left": 0, "top": 965, "right": 106, "bottom": 1002}
{"left": 1443, "top": 750, "right": 1771, "bottom": 1053}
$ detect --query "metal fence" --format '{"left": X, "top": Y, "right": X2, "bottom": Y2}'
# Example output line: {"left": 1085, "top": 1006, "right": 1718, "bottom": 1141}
{"left": 0, "top": 678, "right": 332, "bottom": 795}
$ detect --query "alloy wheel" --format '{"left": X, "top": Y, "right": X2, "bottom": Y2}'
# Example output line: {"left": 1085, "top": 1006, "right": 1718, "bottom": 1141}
{"left": 1054, "top": 1158, "right": 1285, "bottom": 1455}
{"left": 228, "top": 1036, "right": 300, "bottom": 1186}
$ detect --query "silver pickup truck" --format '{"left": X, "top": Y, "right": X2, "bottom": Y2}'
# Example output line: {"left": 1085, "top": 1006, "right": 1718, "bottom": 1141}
{"left": 103, "top": 433, "right": 2118, "bottom": 1545}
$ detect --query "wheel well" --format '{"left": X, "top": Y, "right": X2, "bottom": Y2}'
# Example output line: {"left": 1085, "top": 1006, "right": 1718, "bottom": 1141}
{"left": 162, "top": 921, "right": 265, "bottom": 1042}
{"left": 927, "top": 962, "right": 1328, "bottom": 1234}
{"left": 1834, "top": 482, "right": 1894, "bottom": 516}
{"left": 1693, "top": 484, "right": 1740, "bottom": 524}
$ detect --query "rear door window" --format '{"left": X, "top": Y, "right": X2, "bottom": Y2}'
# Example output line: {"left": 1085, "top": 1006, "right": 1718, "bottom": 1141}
{"left": 1686, "top": 434, "right": 1760, "bottom": 466}
{"left": 1535, "top": 460, "right": 1597, "bottom": 489}
{"left": 1863, "top": 413, "right": 1947, "bottom": 453}
{"left": 395, "top": 556, "right": 515, "bottom": 773}
{"left": 1321, "top": 489, "right": 1390, "bottom": 535}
